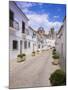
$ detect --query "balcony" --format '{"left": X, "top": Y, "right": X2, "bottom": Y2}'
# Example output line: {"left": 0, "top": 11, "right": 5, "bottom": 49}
{"left": 21, "top": 28, "right": 27, "bottom": 40}
{"left": 32, "top": 33, "right": 36, "bottom": 38}
{"left": 9, "top": 19, "right": 19, "bottom": 30}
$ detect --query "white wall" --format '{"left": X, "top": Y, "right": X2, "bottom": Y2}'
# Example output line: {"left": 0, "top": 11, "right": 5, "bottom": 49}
{"left": 60, "top": 18, "right": 66, "bottom": 72}
{"left": 9, "top": 1, "right": 28, "bottom": 60}
{"left": 9, "top": 2, "right": 28, "bottom": 37}
{"left": 9, "top": 35, "right": 21, "bottom": 60}
{"left": 55, "top": 18, "right": 66, "bottom": 72}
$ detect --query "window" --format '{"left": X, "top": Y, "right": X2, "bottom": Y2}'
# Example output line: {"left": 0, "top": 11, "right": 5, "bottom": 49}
{"left": 9, "top": 10, "right": 19, "bottom": 30}
{"left": 33, "top": 32, "right": 36, "bottom": 38}
{"left": 38, "top": 44, "right": 40, "bottom": 48}
{"left": 28, "top": 42, "right": 30, "bottom": 48}
{"left": 24, "top": 41, "right": 27, "bottom": 49}
{"left": 13, "top": 40, "right": 18, "bottom": 50}
{"left": 10, "top": 10, "right": 14, "bottom": 20}
{"left": 42, "top": 45, "right": 44, "bottom": 48}
{"left": 9, "top": 10, "right": 14, "bottom": 27}
{"left": 22, "top": 21, "right": 25, "bottom": 33}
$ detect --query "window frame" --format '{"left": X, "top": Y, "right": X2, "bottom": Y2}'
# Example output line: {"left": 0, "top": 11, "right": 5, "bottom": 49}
{"left": 28, "top": 41, "right": 30, "bottom": 48}
{"left": 22, "top": 21, "right": 25, "bottom": 33}
{"left": 12, "top": 40, "right": 18, "bottom": 50}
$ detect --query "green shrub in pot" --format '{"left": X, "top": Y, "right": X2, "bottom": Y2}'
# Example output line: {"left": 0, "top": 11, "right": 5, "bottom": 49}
{"left": 17, "top": 53, "right": 26, "bottom": 62}
{"left": 37, "top": 50, "right": 40, "bottom": 54}
{"left": 52, "top": 50, "right": 56, "bottom": 55}
{"left": 53, "top": 48, "right": 56, "bottom": 51}
{"left": 52, "top": 53, "right": 60, "bottom": 65}
{"left": 32, "top": 51, "right": 35, "bottom": 56}
{"left": 49, "top": 69, "right": 66, "bottom": 86}
{"left": 52, "top": 54, "right": 59, "bottom": 59}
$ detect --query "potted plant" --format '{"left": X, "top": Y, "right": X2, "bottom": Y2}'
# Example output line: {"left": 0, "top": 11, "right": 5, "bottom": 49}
{"left": 22, "top": 53, "right": 26, "bottom": 61}
{"left": 52, "top": 49, "right": 56, "bottom": 55}
{"left": 49, "top": 69, "right": 66, "bottom": 86}
{"left": 17, "top": 53, "right": 26, "bottom": 62}
{"left": 32, "top": 51, "right": 35, "bottom": 56}
{"left": 53, "top": 48, "right": 56, "bottom": 52}
{"left": 52, "top": 51, "right": 56, "bottom": 55}
{"left": 37, "top": 50, "right": 40, "bottom": 54}
{"left": 52, "top": 53, "right": 59, "bottom": 65}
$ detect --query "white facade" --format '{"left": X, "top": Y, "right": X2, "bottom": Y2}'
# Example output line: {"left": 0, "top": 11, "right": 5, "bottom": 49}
{"left": 46, "top": 39, "right": 55, "bottom": 48}
{"left": 55, "top": 17, "right": 66, "bottom": 72}
{"left": 9, "top": 1, "right": 29, "bottom": 60}
{"left": 9, "top": 1, "right": 56, "bottom": 60}
{"left": 9, "top": 1, "right": 38, "bottom": 60}
{"left": 23, "top": 26, "right": 37, "bottom": 55}
{"left": 36, "top": 27, "right": 55, "bottom": 51}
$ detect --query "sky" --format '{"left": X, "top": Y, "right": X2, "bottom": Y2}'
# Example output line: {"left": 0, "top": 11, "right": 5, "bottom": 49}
{"left": 16, "top": 1, "right": 66, "bottom": 32}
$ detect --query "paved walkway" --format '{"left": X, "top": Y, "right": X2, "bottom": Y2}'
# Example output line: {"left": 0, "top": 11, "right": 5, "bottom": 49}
{"left": 9, "top": 49, "right": 60, "bottom": 89}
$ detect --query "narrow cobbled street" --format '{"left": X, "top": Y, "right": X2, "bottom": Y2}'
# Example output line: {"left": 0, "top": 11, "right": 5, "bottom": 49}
{"left": 10, "top": 49, "right": 60, "bottom": 89}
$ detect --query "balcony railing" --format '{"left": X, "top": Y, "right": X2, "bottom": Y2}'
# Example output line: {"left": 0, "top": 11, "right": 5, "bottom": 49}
{"left": 9, "top": 19, "right": 19, "bottom": 30}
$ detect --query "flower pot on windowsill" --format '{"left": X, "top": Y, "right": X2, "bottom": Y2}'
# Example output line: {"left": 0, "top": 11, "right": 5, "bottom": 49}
{"left": 17, "top": 54, "right": 26, "bottom": 62}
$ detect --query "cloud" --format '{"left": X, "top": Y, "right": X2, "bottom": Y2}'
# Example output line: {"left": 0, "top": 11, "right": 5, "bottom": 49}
{"left": 27, "top": 13, "right": 62, "bottom": 31}
{"left": 16, "top": 2, "right": 46, "bottom": 14}
{"left": 23, "top": 8, "right": 36, "bottom": 14}
{"left": 16, "top": 2, "right": 63, "bottom": 32}
{"left": 16, "top": 2, "right": 33, "bottom": 9}
{"left": 53, "top": 16, "right": 59, "bottom": 18}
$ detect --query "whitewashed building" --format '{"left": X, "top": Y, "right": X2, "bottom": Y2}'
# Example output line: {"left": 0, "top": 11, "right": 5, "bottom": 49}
{"left": 37, "top": 27, "right": 56, "bottom": 51}
{"left": 37, "top": 27, "right": 46, "bottom": 51}
{"left": 9, "top": 1, "right": 29, "bottom": 60}
{"left": 24, "top": 26, "right": 37, "bottom": 54}
{"left": 9, "top": 1, "right": 56, "bottom": 60}
{"left": 9, "top": 1, "right": 38, "bottom": 60}
{"left": 43, "top": 30, "right": 56, "bottom": 50}
{"left": 55, "top": 16, "right": 66, "bottom": 72}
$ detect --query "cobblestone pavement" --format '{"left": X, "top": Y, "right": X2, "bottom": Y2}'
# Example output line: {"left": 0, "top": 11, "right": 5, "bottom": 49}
{"left": 9, "top": 49, "right": 60, "bottom": 89}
